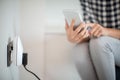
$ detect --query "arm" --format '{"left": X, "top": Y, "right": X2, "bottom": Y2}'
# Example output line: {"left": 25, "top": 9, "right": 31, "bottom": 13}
{"left": 88, "top": 23, "right": 120, "bottom": 39}
{"left": 106, "top": 28, "right": 120, "bottom": 39}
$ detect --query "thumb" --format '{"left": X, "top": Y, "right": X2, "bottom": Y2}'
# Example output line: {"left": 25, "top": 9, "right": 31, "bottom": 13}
{"left": 65, "top": 19, "right": 69, "bottom": 30}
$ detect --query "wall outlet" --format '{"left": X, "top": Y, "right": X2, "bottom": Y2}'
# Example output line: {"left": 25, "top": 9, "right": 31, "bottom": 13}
{"left": 7, "top": 36, "right": 23, "bottom": 67}
{"left": 7, "top": 40, "right": 13, "bottom": 67}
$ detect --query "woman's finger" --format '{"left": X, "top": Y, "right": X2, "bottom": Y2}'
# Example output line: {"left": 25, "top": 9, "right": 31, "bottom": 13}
{"left": 90, "top": 24, "right": 99, "bottom": 34}
{"left": 79, "top": 27, "right": 86, "bottom": 38}
{"left": 96, "top": 32, "right": 102, "bottom": 37}
{"left": 93, "top": 28, "right": 101, "bottom": 37}
{"left": 70, "top": 19, "right": 75, "bottom": 30}
{"left": 74, "top": 29, "right": 88, "bottom": 43}
{"left": 73, "top": 23, "right": 85, "bottom": 37}
{"left": 65, "top": 19, "right": 69, "bottom": 31}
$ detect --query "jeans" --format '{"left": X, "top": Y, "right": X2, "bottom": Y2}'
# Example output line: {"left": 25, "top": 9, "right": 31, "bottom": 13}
{"left": 73, "top": 36, "right": 120, "bottom": 80}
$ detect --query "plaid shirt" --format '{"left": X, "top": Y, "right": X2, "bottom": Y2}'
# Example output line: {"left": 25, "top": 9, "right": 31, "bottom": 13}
{"left": 80, "top": 0, "right": 120, "bottom": 29}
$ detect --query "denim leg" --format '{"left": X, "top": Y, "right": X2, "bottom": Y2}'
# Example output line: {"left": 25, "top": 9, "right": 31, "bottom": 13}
{"left": 89, "top": 36, "right": 120, "bottom": 80}
{"left": 73, "top": 42, "right": 97, "bottom": 80}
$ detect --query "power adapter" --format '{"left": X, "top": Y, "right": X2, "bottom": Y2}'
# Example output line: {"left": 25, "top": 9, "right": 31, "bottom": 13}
{"left": 22, "top": 53, "right": 41, "bottom": 80}
{"left": 22, "top": 53, "right": 28, "bottom": 66}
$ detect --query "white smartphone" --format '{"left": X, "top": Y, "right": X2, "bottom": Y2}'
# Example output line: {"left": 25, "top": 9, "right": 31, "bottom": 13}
{"left": 63, "top": 9, "right": 83, "bottom": 29}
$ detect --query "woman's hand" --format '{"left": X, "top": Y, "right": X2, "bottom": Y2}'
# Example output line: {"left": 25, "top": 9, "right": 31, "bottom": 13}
{"left": 65, "top": 19, "right": 89, "bottom": 43}
{"left": 88, "top": 23, "right": 108, "bottom": 37}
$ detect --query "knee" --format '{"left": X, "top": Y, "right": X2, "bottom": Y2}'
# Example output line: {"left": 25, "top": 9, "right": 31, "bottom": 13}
{"left": 90, "top": 37, "right": 106, "bottom": 50}
{"left": 72, "top": 43, "right": 91, "bottom": 64}
{"left": 89, "top": 36, "right": 112, "bottom": 55}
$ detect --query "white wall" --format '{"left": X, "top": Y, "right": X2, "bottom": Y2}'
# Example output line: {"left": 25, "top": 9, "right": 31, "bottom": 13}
{"left": 0, "top": 0, "right": 83, "bottom": 80}
{"left": 45, "top": 0, "right": 83, "bottom": 33}
{"left": 19, "top": 0, "right": 45, "bottom": 80}
{"left": 0, "top": 0, "right": 20, "bottom": 80}
{"left": 19, "top": 0, "right": 83, "bottom": 80}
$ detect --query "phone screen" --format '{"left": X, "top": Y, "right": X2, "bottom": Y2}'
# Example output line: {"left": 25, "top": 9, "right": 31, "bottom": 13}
{"left": 63, "top": 10, "right": 83, "bottom": 30}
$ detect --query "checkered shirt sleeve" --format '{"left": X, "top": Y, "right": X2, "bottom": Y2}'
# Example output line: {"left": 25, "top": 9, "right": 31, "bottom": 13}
{"left": 80, "top": 0, "right": 120, "bottom": 29}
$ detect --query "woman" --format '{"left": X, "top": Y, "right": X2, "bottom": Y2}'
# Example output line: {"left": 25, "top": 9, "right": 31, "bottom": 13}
{"left": 65, "top": 0, "right": 120, "bottom": 80}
